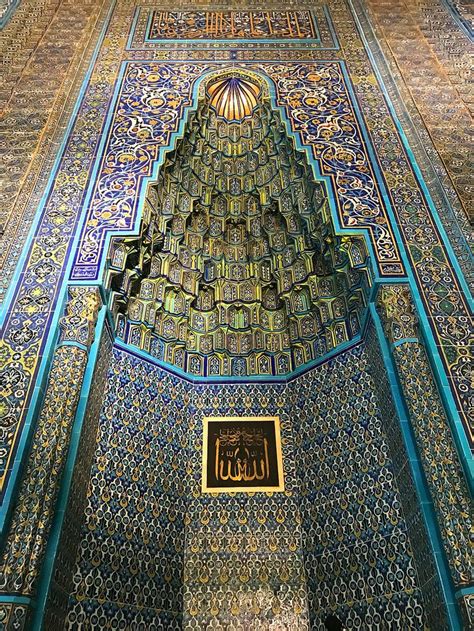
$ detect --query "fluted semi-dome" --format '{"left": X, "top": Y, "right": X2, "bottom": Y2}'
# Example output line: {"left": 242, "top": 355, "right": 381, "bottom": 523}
{"left": 207, "top": 74, "right": 261, "bottom": 122}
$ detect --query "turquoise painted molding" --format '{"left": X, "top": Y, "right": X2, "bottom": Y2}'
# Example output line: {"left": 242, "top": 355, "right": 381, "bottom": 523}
{"left": 0, "top": 0, "right": 20, "bottom": 29}
{"left": 392, "top": 337, "right": 420, "bottom": 347}
{"left": 1, "top": 0, "right": 471, "bottom": 576}
{"left": 0, "top": 595, "right": 34, "bottom": 606}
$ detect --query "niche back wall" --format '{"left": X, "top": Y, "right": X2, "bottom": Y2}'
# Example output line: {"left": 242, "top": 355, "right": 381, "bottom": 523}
{"left": 64, "top": 337, "right": 431, "bottom": 630}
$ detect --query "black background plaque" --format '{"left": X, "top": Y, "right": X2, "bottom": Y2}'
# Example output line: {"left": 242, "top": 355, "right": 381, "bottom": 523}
{"left": 202, "top": 416, "right": 284, "bottom": 493}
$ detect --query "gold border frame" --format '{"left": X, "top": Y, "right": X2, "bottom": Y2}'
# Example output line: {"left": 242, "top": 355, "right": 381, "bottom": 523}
{"left": 201, "top": 416, "right": 285, "bottom": 494}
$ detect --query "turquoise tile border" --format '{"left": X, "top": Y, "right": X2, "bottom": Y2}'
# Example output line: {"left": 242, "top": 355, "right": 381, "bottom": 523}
{"left": 31, "top": 306, "right": 110, "bottom": 631}
{"left": 369, "top": 303, "right": 462, "bottom": 630}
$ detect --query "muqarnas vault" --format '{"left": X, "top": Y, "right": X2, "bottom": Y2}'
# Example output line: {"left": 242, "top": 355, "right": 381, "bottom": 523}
{"left": 0, "top": 6, "right": 472, "bottom": 631}
{"left": 106, "top": 71, "right": 371, "bottom": 378}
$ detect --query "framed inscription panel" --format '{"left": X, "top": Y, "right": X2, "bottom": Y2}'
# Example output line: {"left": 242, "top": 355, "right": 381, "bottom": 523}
{"left": 202, "top": 416, "right": 284, "bottom": 493}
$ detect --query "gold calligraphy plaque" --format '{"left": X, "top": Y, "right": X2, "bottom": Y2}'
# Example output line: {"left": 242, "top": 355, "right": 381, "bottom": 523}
{"left": 202, "top": 416, "right": 284, "bottom": 493}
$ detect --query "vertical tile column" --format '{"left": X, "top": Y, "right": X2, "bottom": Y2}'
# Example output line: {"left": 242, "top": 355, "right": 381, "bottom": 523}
{"left": 0, "top": 286, "right": 102, "bottom": 630}
{"left": 376, "top": 284, "right": 472, "bottom": 626}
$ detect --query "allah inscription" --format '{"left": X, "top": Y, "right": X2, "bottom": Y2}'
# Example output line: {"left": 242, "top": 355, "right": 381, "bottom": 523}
{"left": 202, "top": 416, "right": 284, "bottom": 493}
{"left": 149, "top": 11, "right": 317, "bottom": 40}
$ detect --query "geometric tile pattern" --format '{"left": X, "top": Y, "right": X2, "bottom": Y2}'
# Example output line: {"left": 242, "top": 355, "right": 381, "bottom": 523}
{"left": 294, "top": 342, "right": 428, "bottom": 629}
{"left": 0, "top": 348, "right": 86, "bottom": 596}
{"left": 326, "top": 0, "right": 473, "bottom": 447}
{"left": 364, "top": 318, "right": 448, "bottom": 630}
{"left": 0, "top": 0, "right": 104, "bottom": 304}
{"left": 353, "top": 0, "right": 473, "bottom": 288}
{"left": 44, "top": 325, "right": 114, "bottom": 630}
{"left": 65, "top": 349, "right": 188, "bottom": 630}
{"left": 0, "top": 3, "right": 471, "bottom": 630}
{"left": 415, "top": 2, "right": 473, "bottom": 115}
{"left": 365, "top": 0, "right": 473, "bottom": 222}
{"left": 182, "top": 377, "right": 307, "bottom": 630}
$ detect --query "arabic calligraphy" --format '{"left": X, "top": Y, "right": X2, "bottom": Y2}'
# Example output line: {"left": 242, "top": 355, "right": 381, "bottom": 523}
{"left": 148, "top": 11, "right": 317, "bottom": 41}
{"left": 202, "top": 417, "right": 284, "bottom": 493}
{"left": 215, "top": 428, "right": 270, "bottom": 483}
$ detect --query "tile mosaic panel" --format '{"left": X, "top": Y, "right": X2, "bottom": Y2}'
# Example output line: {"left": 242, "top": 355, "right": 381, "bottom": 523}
{"left": 0, "top": 5, "right": 471, "bottom": 629}
{"left": 106, "top": 72, "right": 371, "bottom": 377}
{"left": 293, "top": 344, "right": 431, "bottom": 629}
{"left": 325, "top": 0, "right": 473, "bottom": 447}
{"left": 0, "top": 0, "right": 105, "bottom": 304}
{"left": 377, "top": 285, "right": 472, "bottom": 597}
{"left": 70, "top": 60, "right": 403, "bottom": 281}
{"left": 182, "top": 380, "right": 307, "bottom": 630}
{"left": 351, "top": 0, "right": 473, "bottom": 287}
{"left": 365, "top": 0, "right": 473, "bottom": 222}
{"left": 148, "top": 11, "right": 319, "bottom": 40}
{"left": 127, "top": 4, "right": 338, "bottom": 52}
{"left": 364, "top": 319, "right": 448, "bottom": 630}
{"left": 66, "top": 351, "right": 189, "bottom": 629}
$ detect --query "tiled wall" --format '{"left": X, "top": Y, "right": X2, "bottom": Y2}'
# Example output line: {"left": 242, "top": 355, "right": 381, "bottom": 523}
{"left": 64, "top": 336, "right": 438, "bottom": 629}
{"left": 295, "top": 337, "right": 437, "bottom": 629}
{"left": 66, "top": 346, "right": 187, "bottom": 629}
{"left": 365, "top": 321, "right": 448, "bottom": 630}
{"left": 181, "top": 378, "right": 308, "bottom": 629}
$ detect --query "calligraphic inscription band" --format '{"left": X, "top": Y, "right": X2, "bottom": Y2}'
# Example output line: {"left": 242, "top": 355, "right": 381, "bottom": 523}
{"left": 148, "top": 11, "right": 318, "bottom": 41}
